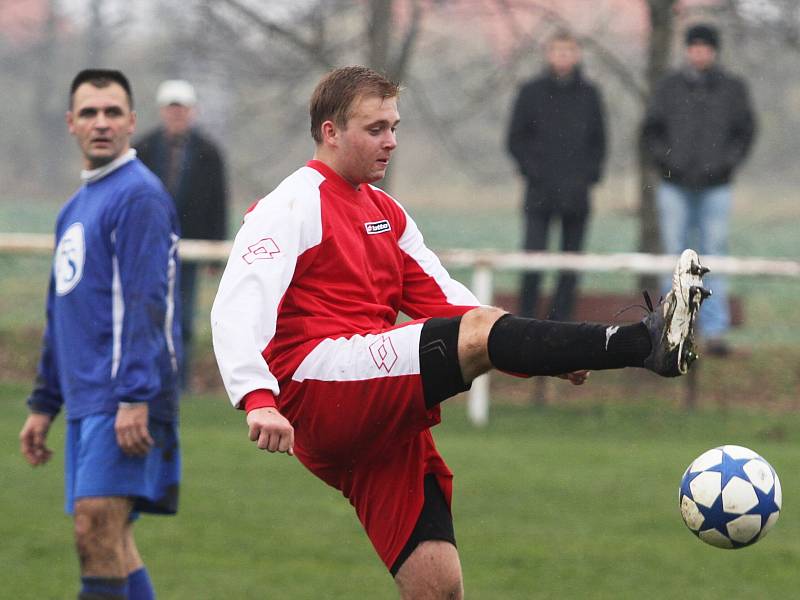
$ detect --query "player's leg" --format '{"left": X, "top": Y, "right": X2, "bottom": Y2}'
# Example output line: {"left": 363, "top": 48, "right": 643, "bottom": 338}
{"left": 421, "top": 251, "right": 709, "bottom": 400}
{"left": 122, "top": 524, "right": 155, "bottom": 600}
{"left": 66, "top": 414, "right": 179, "bottom": 599}
{"left": 394, "top": 541, "right": 463, "bottom": 600}
{"left": 74, "top": 496, "right": 133, "bottom": 598}
{"left": 392, "top": 474, "right": 463, "bottom": 599}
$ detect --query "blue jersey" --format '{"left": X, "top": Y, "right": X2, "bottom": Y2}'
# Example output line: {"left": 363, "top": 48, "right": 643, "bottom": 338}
{"left": 28, "top": 156, "right": 182, "bottom": 422}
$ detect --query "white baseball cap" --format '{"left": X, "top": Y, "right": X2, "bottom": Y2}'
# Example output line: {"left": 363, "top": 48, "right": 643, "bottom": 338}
{"left": 156, "top": 80, "right": 197, "bottom": 107}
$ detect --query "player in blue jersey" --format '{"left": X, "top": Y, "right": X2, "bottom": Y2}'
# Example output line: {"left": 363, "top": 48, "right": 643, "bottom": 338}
{"left": 19, "top": 69, "right": 182, "bottom": 600}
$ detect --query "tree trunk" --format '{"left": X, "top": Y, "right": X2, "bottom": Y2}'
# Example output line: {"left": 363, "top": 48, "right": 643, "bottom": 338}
{"left": 33, "top": 0, "right": 62, "bottom": 193}
{"left": 638, "top": 0, "right": 678, "bottom": 292}
{"left": 366, "top": 0, "right": 422, "bottom": 193}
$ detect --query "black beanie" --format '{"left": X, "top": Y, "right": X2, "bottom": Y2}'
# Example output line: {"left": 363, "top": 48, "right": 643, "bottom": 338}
{"left": 686, "top": 24, "right": 719, "bottom": 49}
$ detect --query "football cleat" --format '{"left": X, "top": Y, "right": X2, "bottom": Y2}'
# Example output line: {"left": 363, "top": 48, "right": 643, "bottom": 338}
{"left": 642, "top": 249, "right": 711, "bottom": 377}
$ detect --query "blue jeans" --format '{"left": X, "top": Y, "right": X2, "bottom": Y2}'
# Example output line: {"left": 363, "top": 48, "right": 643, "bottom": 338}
{"left": 656, "top": 181, "right": 731, "bottom": 338}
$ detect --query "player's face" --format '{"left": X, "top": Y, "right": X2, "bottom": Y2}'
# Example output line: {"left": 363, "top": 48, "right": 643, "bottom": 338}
{"left": 67, "top": 82, "right": 136, "bottom": 169}
{"left": 546, "top": 39, "right": 580, "bottom": 78}
{"left": 331, "top": 95, "right": 399, "bottom": 186}
{"left": 686, "top": 43, "right": 717, "bottom": 71}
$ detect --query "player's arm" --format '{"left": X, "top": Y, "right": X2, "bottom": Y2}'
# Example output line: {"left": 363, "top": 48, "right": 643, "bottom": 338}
{"left": 22, "top": 274, "right": 63, "bottom": 465}
{"left": 211, "top": 189, "right": 316, "bottom": 454}
{"left": 110, "top": 192, "right": 177, "bottom": 455}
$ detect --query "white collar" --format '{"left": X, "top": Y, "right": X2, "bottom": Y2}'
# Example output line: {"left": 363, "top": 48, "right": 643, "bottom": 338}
{"left": 80, "top": 149, "right": 137, "bottom": 184}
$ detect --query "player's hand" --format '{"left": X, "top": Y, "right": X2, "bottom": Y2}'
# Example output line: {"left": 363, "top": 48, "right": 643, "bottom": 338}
{"left": 20, "top": 412, "right": 54, "bottom": 466}
{"left": 115, "top": 402, "right": 154, "bottom": 457}
{"left": 554, "top": 370, "right": 590, "bottom": 386}
{"left": 247, "top": 407, "right": 294, "bottom": 455}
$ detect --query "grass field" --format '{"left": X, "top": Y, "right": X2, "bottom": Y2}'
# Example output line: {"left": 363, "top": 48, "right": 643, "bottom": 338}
{"left": 2, "top": 381, "right": 799, "bottom": 599}
{"left": 1, "top": 178, "right": 798, "bottom": 598}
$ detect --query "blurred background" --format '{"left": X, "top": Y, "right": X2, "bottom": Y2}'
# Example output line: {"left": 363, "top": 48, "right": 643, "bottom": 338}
{"left": 2, "top": 2, "right": 800, "bottom": 596}
{"left": 1, "top": 0, "right": 798, "bottom": 394}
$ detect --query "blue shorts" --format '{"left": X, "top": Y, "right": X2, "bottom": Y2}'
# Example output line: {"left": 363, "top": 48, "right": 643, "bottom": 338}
{"left": 65, "top": 413, "right": 180, "bottom": 516}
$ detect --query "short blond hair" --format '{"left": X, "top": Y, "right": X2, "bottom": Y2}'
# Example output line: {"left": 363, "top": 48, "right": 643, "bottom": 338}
{"left": 309, "top": 66, "right": 400, "bottom": 144}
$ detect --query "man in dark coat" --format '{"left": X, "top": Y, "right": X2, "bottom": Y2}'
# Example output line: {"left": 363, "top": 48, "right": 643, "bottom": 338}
{"left": 641, "top": 24, "right": 756, "bottom": 356}
{"left": 506, "top": 30, "right": 606, "bottom": 321}
{"left": 136, "top": 79, "right": 229, "bottom": 388}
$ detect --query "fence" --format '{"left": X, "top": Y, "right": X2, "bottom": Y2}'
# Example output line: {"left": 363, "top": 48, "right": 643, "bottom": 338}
{"left": 3, "top": 232, "right": 800, "bottom": 425}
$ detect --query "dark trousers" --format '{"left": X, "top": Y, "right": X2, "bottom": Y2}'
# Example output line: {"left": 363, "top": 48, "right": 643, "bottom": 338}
{"left": 179, "top": 262, "right": 198, "bottom": 390}
{"left": 519, "top": 206, "right": 588, "bottom": 321}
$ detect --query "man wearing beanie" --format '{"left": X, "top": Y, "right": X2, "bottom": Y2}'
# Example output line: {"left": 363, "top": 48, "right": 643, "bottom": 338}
{"left": 641, "top": 23, "right": 756, "bottom": 357}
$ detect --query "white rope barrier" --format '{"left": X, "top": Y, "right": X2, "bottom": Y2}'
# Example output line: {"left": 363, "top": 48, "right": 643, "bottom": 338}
{"left": 4, "top": 233, "right": 799, "bottom": 426}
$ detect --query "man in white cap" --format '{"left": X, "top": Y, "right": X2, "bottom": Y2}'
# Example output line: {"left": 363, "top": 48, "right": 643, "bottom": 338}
{"left": 136, "top": 80, "right": 229, "bottom": 390}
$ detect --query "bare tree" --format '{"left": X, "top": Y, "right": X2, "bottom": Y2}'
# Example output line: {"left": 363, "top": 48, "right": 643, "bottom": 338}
{"left": 198, "top": 0, "right": 424, "bottom": 189}
{"left": 638, "top": 0, "right": 679, "bottom": 290}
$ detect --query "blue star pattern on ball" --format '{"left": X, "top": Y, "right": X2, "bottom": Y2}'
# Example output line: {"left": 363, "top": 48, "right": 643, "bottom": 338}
{"left": 678, "top": 445, "right": 782, "bottom": 549}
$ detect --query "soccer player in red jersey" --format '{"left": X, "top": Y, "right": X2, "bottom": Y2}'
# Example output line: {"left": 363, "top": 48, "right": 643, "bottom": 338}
{"left": 211, "top": 66, "right": 708, "bottom": 598}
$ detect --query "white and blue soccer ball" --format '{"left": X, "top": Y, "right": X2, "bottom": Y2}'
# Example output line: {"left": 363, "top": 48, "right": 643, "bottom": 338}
{"left": 679, "top": 445, "right": 782, "bottom": 549}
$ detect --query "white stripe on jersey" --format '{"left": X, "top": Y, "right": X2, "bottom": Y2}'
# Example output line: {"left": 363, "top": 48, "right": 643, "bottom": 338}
{"left": 110, "top": 229, "right": 124, "bottom": 379}
{"left": 292, "top": 323, "right": 424, "bottom": 383}
{"left": 164, "top": 233, "right": 180, "bottom": 373}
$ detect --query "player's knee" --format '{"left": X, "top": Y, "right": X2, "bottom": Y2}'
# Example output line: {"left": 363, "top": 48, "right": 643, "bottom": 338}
{"left": 459, "top": 306, "right": 507, "bottom": 378}
{"left": 73, "top": 499, "right": 126, "bottom": 566}
{"left": 436, "top": 567, "right": 464, "bottom": 600}
{"left": 463, "top": 305, "right": 506, "bottom": 328}
{"left": 396, "top": 541, "right": 463, "bottom": 600}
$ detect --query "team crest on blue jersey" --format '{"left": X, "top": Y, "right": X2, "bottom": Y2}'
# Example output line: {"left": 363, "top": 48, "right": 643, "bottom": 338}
{"left": 54, "top": 222, "right": 85, "bottom": 296}
{"left": 364, "top": 220, "right": 391, "bottom": 235}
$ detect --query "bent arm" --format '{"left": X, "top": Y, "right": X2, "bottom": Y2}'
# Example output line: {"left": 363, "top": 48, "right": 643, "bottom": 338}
{"left": 211, "top": 189, "right": 317, "bottom": 410}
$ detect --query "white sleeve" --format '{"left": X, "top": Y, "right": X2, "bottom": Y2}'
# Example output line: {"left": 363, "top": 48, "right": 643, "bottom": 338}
{"left": 211, "top": 173, "right": 322, "bottom": 408}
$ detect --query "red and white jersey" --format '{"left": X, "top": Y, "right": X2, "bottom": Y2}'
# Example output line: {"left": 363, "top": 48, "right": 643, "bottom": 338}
{"left": 211, "top": 160, "right": 480, "bottom": 409}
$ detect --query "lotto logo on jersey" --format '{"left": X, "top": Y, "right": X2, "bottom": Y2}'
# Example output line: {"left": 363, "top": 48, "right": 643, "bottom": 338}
{"left": 54, "top": 222, "right": 85, "bottom": 296}
{"left": 242, "top": 238, "right": 281, "bottom": 264}
{"left": 364, "top": 220, "right": 391, "bottom": 235}
{"left": 369, "top": 335, "right": 398, "bottom": 373}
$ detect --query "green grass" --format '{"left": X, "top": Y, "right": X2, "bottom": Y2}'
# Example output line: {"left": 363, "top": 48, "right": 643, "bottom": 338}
{"left": 2, "top": 184, "right": 799, "bottom": 597}
{"left": 3, "top": 381, "right": 799, "bottom": 599}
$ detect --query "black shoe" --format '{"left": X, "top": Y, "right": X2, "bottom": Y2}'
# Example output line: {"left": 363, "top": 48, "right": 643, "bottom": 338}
{"left": 643, "top": 249, "right": 711, "bottom": 377}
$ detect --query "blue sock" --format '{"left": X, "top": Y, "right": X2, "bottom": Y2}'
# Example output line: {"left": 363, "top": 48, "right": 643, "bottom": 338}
{"left": 127, "top": 567, "right": 155, "bottom": 600}
{"left": 79, "top": 576, "right": 128, "bottom": 599}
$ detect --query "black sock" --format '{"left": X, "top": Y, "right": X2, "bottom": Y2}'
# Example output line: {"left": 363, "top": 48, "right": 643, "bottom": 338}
{"left": 487, "top": 314, "right": 650, "bottom": 376}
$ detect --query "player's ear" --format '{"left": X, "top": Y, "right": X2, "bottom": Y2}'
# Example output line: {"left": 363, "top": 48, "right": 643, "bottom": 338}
{"left": 320, "top": 120, "right": 339, "bottom": 148}
{"left": 128, "top": 110, "right": 137, "bottom": 136}
{"left": 66, "top": 110, "right": 75, "bottom": 135}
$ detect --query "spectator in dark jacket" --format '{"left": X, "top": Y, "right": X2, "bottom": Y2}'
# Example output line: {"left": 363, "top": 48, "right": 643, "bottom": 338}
{"left": 136, "top": 80, "right": 229, "bottom": 388}
{"left": 641, "top": 24, "right": 756, "bottom": 356}
{"left": 507, "top": 30, "right": 606, "bottom": 321}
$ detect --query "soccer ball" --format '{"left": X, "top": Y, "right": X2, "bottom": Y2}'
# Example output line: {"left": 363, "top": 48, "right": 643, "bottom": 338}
{"left": 679, "top": 445, "right": 782, "bottom": 548}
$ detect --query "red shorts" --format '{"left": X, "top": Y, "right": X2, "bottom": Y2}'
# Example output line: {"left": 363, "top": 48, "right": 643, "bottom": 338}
{"left": 277, "top": 319, "right": 453, "bottom": 570}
